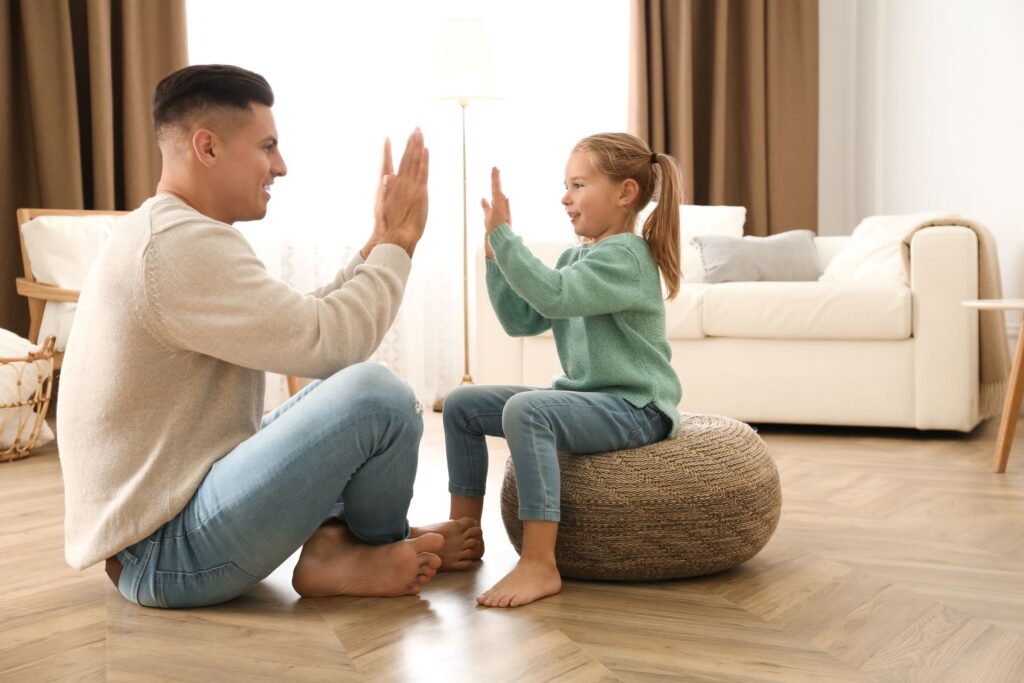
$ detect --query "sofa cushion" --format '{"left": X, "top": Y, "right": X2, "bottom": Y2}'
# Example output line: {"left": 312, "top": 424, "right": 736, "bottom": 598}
{"left": 702, "top": 281, "right": 912, "bottom": 340}
{"left": 666, "top": 283, "right": 708, "bottom": 339}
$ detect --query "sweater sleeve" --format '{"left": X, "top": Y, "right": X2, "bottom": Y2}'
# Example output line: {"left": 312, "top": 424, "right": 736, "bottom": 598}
{"left": 485, "top": 258, "right": 552, "bottom": 336}
{"left": 142, "top": 221, "right": 409, "bottom": 379}
{"left": 489, "top": 224, "right": 642, "bottom": 318}
{"left": 309, "top": 251, "right": 365, "bottom": 298}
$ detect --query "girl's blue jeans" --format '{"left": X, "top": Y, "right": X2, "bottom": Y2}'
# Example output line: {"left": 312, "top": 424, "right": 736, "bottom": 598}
{"left": 113, "top": 362, "right": 423, "bottom": 609}
{"left": 443, "top": 385, "right": 670, "bottom": 521}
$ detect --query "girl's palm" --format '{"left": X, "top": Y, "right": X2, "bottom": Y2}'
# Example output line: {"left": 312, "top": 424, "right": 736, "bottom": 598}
{"left": 481, "top": 166, "right": 511, "bottom": 232}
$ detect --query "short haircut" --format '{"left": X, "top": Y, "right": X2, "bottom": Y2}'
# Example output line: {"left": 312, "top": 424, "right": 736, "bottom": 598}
{"left": 152, "top": 64, "right": 274, "bottom": 143}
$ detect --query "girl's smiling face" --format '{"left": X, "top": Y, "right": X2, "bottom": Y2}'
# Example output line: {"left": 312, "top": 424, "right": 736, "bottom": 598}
{"left": 561, "top": 151, "right": 635, "bottom": 241}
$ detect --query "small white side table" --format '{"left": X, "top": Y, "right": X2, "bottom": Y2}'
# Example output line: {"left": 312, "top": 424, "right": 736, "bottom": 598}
{"left": 962, "top": 299, "right": 1024, "bottom": 472}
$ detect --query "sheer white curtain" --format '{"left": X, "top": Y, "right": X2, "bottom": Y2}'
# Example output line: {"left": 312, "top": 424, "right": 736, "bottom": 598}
{"left": 187, "top": 0, "right": 629, "bottom": 409}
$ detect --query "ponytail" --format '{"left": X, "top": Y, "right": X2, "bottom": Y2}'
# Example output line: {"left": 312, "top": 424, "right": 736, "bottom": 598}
{"left": 641, "top": 154, "right": 682, "bottom": 300}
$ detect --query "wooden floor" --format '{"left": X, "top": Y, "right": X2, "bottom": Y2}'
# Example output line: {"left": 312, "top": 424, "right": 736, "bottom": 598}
{"left": 2, "top": 411, "right": 1023, "bottom": 682}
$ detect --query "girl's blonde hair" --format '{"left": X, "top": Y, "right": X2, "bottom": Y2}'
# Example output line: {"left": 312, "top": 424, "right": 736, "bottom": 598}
{"left": 572, "top": 133, "right": 683, "bottom": 300}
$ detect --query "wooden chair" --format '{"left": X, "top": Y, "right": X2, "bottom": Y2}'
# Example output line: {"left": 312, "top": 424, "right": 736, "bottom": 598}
{"left": 16, "top": 207, "right": 302, "bottom": 396}
{"left": 16, "top": 208, "right": 128, "bottom": 371}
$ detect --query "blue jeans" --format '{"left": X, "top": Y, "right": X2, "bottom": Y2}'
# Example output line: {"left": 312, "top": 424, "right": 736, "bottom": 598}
{"left": 114, "top": 362, "right": 423, "bottom": 609}
{"left": 443, "top": 385, "right": 669, "bottom": 521}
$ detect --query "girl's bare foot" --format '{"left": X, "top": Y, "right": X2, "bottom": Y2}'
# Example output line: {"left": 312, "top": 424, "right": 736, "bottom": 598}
{"left": 292, "top": 521, "right": 443, "bottom": 598}
{"left": 476, "top": 558, "right": 562, "bottom": 608}
{"left": 411, "top": 518, "right": 484, "bottom": 570}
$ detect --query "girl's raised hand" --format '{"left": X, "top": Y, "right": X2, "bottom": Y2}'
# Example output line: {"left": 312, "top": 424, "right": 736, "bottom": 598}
{"left": 480, "top": 166, "right": 511, "bottom": 233}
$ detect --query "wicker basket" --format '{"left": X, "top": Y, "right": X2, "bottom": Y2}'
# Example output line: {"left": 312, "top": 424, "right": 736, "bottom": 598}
{"left": 0, "top": 335, "right": 56, "bottom": 463}
{"left": 500, "top": 413, "right": 782, "bottom": 581}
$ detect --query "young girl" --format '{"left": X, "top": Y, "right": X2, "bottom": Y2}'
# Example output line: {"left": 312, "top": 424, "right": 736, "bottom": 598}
{"left": 442, "top": 133, "right": 684, "bottom": 608}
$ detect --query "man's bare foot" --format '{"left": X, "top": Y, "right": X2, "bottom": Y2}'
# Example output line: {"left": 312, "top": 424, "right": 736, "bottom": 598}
{"left": 476, "top": 558, "right": 562, "bottom": 608}
{"left": 292, "top": 521, "right": 444, "bottom": 598}
{"left": 410, "top": 518, "right": 484, "bottom": 570}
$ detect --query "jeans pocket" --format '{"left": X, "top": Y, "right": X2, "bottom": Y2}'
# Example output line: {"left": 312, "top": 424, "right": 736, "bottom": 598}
{"left": 626, "top": 406, "right": 668, "bottom": 449}
{"left": 155, "top": 562, "right": 260, "bottom": 609}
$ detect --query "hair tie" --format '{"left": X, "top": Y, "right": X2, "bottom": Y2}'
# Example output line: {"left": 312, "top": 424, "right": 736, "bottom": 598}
{"left": 650, "top": 152, "right": 659, "bottom": 165}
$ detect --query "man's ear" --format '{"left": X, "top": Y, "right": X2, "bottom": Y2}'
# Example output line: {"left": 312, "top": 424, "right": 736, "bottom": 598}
{"left": 192, "top": 129, "right": 218, "bottom": 169}
{"left": 618, "top": 178, "right": 640, "bottom": 207}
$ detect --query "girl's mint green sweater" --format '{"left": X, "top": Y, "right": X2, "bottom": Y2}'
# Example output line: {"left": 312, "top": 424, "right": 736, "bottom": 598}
{"left": 486, "top": 223, "right": 681, "bottom": 435}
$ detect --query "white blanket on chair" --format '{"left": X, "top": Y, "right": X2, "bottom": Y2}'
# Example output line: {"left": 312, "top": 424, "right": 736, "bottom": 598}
{"left": 0, "top": 329, "right": 55, "bottom": 449}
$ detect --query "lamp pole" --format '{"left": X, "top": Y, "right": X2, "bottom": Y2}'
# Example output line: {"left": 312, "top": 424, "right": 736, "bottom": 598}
{"left": 434, "top": 97, "right": 474, "bottom": 413}
{"left": 433, "top": 16, "right": 499, "bottom": 411}
{"left": 460, "top": 97, "right": 472, "bottom": 386}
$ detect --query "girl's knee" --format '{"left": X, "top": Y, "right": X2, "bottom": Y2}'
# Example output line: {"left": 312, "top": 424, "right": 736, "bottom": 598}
{"left": 501, "top": 391, "right": 551, "bottom": 431}
{"left": 441, "top": 384, "right": 476, "bottom": 418}
{"left": 441, "top": 384, "right": 495, "bottom": 427}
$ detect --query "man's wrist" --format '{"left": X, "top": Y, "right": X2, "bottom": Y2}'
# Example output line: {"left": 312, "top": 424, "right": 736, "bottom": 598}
{"left": 379, "top": 236, "right": 417, "bottom": 258}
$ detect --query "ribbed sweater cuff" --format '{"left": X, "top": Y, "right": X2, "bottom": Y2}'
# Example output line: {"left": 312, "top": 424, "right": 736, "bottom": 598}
{"left": 488, "top": 223, "right": 515, "bottom": 254}
{"left": 365, "top": 243, "right": 412, "bottom": 279}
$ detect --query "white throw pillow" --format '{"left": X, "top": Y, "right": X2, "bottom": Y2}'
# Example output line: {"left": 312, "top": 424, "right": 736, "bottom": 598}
{"left": 0, "top": 329, "right": 55, "bottom": 450}
{"left": 637, "top": 204, "right": 746, "bottom": 281}
{"left": 20, "top": 214, "right": 118, "bottom": 352}
{"left": 819, "top": 213, "right": 954, "bottom": 284}
{"left": 21, "top": 214, "right": 117, "bottom": 289}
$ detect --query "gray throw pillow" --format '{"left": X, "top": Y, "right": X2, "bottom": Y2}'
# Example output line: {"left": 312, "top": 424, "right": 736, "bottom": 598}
{"left": 691, "top": 230, "right": 820, "bottom": 283}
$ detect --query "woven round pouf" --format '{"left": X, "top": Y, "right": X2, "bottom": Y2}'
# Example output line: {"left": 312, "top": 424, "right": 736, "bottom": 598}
{"left": 500, "top": 413, "right": 781, "bottom": 581}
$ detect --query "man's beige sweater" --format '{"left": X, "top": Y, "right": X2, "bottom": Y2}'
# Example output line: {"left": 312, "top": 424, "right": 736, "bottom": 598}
{"left": 57, "top": 194, "right": 411, "bottom": 570}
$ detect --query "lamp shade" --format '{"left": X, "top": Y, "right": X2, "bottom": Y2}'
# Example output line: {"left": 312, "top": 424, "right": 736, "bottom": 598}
{"left": 436, "top": 18, "right": 501, "bottom": 100}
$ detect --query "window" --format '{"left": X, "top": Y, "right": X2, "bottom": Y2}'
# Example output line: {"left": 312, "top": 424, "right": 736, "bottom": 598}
{"left": 186, "top": 0, "right": 630, "bottom": 403}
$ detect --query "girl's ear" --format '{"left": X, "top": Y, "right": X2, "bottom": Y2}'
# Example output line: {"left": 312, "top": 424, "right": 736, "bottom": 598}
{"left": 618, "top": 178, "right": 639, "bottom": 207}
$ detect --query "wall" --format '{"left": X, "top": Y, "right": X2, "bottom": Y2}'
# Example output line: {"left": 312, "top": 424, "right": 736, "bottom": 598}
{"left": 819, "top": 0, "right": 1024, "bottom": 315}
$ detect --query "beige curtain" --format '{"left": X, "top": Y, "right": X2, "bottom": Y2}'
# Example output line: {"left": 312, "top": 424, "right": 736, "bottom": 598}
{"left": 0, "top": 0, "right": 187, "bottom": 335}
{"left": 630, "top": 0, "right": 818, "bottom": 236}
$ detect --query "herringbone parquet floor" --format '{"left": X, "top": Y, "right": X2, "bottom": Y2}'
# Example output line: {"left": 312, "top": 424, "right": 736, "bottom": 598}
{"left": 1, "top": 411, "right": 1022, "bottom": 682}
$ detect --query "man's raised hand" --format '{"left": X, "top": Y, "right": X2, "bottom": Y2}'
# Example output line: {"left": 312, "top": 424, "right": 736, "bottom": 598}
{"left": 361, "top": 137, "right": 395, "bottom": 259}
{"left": 378, "top": 129, "right": 430, "bottom": 257}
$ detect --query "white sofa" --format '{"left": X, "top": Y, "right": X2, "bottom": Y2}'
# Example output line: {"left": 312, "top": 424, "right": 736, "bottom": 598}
{"left": 473, "top": 226, "right": 983, "bottom": 432}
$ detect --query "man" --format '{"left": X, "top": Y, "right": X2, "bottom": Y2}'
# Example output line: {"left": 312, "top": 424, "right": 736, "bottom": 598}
{"left": 57, "top": 64, "right": 481, "bottom": 608}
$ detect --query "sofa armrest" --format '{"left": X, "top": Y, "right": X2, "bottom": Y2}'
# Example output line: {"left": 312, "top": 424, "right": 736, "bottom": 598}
{"left": 910, "top": 226, "right": 980, "bottom": 430}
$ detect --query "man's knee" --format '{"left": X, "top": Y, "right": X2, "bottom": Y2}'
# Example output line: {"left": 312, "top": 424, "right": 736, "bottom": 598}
{"left": 336, "top": 362, "right": 421, "bottom": 422}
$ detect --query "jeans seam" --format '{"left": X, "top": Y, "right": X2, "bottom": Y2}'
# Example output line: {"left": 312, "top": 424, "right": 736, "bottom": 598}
{"left": 125, "top": 540, "right": 156, "bottom": 607}
{"left": 155, "top": 561, "right": 260, "bottom": 582}
{"left": 453, "top": 409, "right": 503, "bottom": 497}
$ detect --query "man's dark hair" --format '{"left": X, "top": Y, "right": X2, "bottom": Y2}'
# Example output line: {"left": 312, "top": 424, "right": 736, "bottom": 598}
{"left": 152, "top": 64, "right": 274, "bottom": 141}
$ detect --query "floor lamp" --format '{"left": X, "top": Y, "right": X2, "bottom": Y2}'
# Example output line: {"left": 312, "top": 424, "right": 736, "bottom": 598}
{"left": 433, "top": 18, "right": 500, "bottom": 412}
